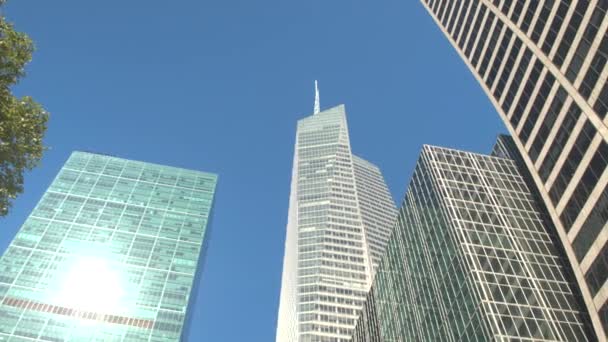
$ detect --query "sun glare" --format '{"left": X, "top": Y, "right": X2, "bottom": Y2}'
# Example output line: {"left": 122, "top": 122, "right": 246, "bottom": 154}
{"left": 58, "top": 256, "right": 125, "bottom": 313}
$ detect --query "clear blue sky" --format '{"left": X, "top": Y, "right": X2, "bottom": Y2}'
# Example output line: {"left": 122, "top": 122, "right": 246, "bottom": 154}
{"left": 2, "top": 0, "right": 505, "bottom": 340}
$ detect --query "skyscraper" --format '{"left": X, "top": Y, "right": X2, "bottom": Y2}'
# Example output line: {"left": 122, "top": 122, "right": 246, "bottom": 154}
{"left": 0, "top": 151, "right": 217, "bottom": 341}
{"left": 353, "top": 138, "right": 596, "bottom": 341}
{"left": 420, "top": 0, "right": 608, "bottom": 336}
{"left": 276, "top": 86, "right": 397, "bottom": 342}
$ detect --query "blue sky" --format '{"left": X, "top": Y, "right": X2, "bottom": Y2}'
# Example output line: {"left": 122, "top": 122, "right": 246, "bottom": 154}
{"left": 2, "top": 0, "right": 505, "bottom": 340}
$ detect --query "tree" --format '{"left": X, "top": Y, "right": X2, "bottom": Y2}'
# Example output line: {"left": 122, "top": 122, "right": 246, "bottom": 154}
{"left": 0, "top": 3, "right": 48, "bottom": 217}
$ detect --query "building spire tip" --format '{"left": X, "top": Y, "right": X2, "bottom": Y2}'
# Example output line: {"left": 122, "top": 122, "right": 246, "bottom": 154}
{"left": 314, "top": 80, "right": 320, "bottom": 115}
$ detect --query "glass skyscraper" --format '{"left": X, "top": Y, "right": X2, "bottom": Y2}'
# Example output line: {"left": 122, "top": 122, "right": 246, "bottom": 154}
{"left": 352, "top": 138, "right": 596, "bottom": 341}
{"left": 420, "top": 0, "right": 608, "bottom": 337}
{"left": 0, "top": 151, "right": 217, "bottom": 341}
{"left": 276, "top": 101, "right": 397, "bottom": 342}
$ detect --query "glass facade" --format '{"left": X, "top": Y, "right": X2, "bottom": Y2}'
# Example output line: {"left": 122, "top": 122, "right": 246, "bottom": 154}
{"left": 0, "top": 151, "right": 217, "bottom": 341}
{"left": 420, "top": 0, "right": 608, "bottom": 337}
{"left": 353, "top": 141, "right": 596, "bottom": 341}
{"left": 276, "top": 105, "right": 397, "bottom": 342}
{"left": 352, "top": 156, "right": 397, "bottom": 273}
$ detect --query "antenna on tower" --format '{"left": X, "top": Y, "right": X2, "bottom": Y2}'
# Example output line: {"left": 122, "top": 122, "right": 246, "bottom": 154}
{"left": 314, "top": 80, "right": 320, "bottom": 114}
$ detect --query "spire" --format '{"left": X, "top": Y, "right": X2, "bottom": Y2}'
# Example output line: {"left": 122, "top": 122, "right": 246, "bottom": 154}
{"left": 314, "top": 80, "right": 320, "bottom": 114}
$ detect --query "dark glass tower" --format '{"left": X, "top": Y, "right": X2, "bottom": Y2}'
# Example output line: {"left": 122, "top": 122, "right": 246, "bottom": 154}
{"left": 0, "top": 151, "right": 217, "bottom": 341}
{"left": 421, "top": 0, "right": 608, "bottom": 336}
{"left": 352, "top": 139, "right": 596, "bottom": 341}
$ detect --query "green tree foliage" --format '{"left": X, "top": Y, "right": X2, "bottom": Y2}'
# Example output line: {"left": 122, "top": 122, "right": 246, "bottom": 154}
{"left": 0, "top": 5, "right": 48, "bottom": 217}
